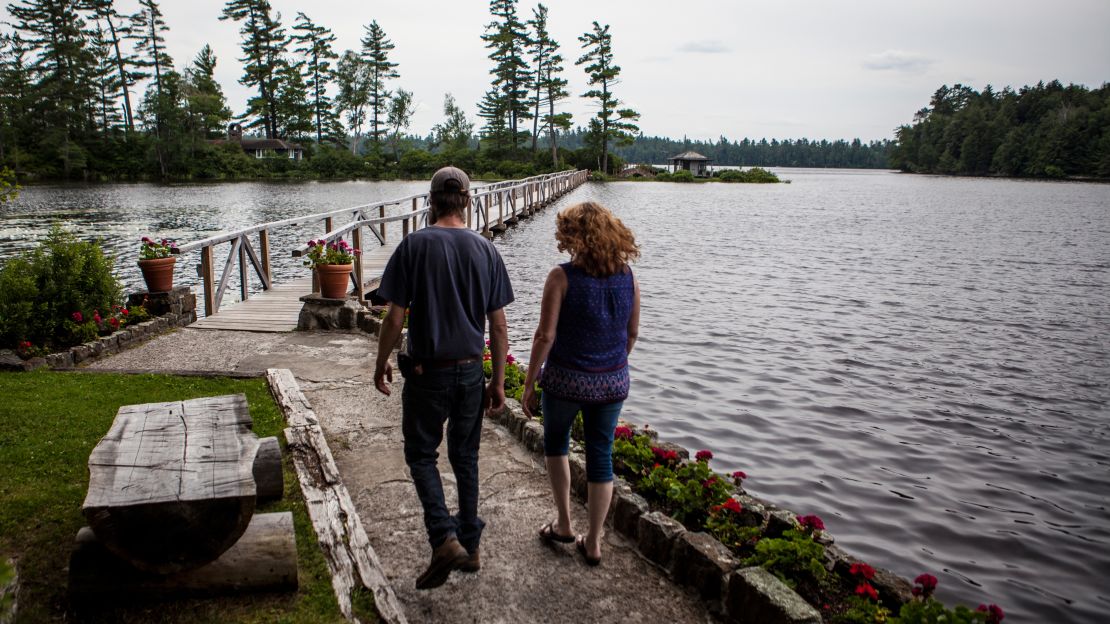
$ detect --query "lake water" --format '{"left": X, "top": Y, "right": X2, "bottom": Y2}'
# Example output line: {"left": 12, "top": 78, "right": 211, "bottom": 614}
{"left": 3, "top": 170, "right": 1108, "bottom": 622}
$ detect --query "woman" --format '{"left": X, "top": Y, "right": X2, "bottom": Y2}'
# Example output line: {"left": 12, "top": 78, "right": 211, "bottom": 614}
{"left": 521, "top": 201, "right": 641, "bottom": 566}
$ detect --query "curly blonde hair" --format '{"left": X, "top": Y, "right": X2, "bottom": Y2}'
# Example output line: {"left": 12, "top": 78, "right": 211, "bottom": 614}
{"left": 555, "top": 202, "right": 640, "bottom": 277}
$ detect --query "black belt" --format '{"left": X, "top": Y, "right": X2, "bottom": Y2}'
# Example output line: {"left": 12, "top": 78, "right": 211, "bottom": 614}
{"left": 420, "top": 357, "right": 481, "bottom": 369}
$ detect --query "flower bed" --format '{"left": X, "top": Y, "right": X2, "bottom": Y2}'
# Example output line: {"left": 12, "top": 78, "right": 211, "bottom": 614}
{"left": 486, "top": 396, "right": 1004, "bottom": 624}
{"left": 1, "top": 288, "right": 197, "bottom": 372}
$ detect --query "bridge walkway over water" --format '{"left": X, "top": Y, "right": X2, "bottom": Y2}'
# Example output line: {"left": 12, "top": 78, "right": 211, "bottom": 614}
{"left": 172, "top": 170, "right": 588, "bottom": 333}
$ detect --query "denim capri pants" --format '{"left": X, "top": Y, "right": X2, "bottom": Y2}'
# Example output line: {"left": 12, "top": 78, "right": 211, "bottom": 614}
{"left": 542, "top": 392, "right": 625, "bottom": 483}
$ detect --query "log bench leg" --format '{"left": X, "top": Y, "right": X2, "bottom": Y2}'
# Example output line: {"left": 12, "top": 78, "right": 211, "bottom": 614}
{"left": 253, "top": 436, "right": 284, "bottom": 502}
{"left": 69, "top": 512, "right": 298, "bottom": 601}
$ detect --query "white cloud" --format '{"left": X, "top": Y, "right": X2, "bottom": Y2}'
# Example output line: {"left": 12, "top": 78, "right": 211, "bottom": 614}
{"left": 677, "top": 40, "right": 730, "bottom": 54}
{"left": 862, "top": 50, "right": 935, "bottom": 74}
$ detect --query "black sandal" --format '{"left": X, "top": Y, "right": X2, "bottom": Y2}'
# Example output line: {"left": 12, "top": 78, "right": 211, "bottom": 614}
{"left": 539, "top": 521, "right": 575, "bottom": 544}
{"left": 575, "top": 535, "right": 601, "bottom": 566}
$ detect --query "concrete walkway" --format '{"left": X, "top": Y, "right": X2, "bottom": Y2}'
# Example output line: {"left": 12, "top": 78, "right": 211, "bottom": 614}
{"left": 90, "top": 327, "right": 716, "bottom": 624}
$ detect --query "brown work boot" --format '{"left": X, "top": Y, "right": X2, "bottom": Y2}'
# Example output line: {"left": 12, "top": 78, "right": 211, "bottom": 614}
{"left": 458, "top": 547, "right": 480, "bottom": 573}
{"left": 415, "top": 536, "right": 469, "bottom": 590}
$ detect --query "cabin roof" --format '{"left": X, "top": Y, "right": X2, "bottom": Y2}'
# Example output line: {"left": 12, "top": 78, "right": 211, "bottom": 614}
{"left": 668, "top": 151, "right": 710, "bottom": 161}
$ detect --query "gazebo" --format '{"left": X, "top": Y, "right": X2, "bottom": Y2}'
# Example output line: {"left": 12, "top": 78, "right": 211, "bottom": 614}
{"left": 668, "top": 151, "right": 712, "bottom": 177}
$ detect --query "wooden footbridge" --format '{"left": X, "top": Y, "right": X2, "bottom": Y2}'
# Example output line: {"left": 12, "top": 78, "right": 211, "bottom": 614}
{"left": 172, "top": 170, "right": 588, "bottom": 332}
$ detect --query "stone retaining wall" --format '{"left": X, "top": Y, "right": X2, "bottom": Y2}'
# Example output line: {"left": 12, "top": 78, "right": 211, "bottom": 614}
{"left": 487, "top": 399, "right": 912, "bottom": 624}
{"left": 0, "top": 287, "right": 195, "bottom": 372}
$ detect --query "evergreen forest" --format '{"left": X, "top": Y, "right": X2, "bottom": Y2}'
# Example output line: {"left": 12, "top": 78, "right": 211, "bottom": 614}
{"left": 890, "top": 81, "right": 1110, "bottom": 178}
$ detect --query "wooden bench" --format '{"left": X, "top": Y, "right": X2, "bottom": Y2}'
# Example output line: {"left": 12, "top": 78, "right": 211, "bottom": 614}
{"left": 71, "top": 394, "right": 295, "bottom": 598}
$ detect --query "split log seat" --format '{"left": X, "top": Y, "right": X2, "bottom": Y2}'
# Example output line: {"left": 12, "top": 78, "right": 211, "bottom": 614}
{"left": 81, "top": 394, "right": 285, "bottom": 575}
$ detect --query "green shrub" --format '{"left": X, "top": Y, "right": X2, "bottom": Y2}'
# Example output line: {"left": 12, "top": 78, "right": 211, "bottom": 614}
{"left": 670, "top": 169, "right": 695, "bottom": 182}
{"left": 719, "top": 167, "right": 781, "bottom": 183}
{"left": 0, "top": 225, "right": 122, "bottom": 351}
{"left": 0, "top": 167, "right": 19, "bottom": 203}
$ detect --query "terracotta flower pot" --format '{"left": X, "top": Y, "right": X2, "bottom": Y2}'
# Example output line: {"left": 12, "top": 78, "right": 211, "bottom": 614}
{"left": 317, "top": 263, "right": 352, "bottom": 299}
{"left": 138, "top": 256, "right": 176, "bottom": 293}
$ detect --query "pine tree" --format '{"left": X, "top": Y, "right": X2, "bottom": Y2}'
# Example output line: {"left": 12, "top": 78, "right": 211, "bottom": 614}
{"left": 527, "top": 4, "right": 570, "bottom": 167}
{"left": 359, "top": 21, "right": 398, "bottom": 151}
{"left": 220, "top": 0, "right": 284, "bottom": 139}
{"left": 481, "top": 0, "right": 531, "bottom": 154}
{"left": 129, "top": 0, "right": 174, "bottom": 176}
{"left": 274, "top": 59, "right": 313, "bottom": 140}
{"left": 290, "top": 12, "right": 340, "bottom": 144}
{"left": 130, "top": 0, "right": 172, "bottom": 123}
{"left": 576, "top": 21, "right": 639, "bottom": 173}
{"left": 184, "top": 45, "right": 231, "bottom": 139}
{"left": 7, "top": 0, "right": 100, "bottom": 176}
{"left": 87, "top": 0, "right": 139, "bottom": 132}
{"left": 88, "top": 22, "right": 123, "bottom": 136}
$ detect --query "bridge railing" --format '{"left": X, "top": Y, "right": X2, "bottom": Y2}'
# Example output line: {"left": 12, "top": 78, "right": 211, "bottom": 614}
{"left": 174, "top": 169, "right": 588, "bottom": 318}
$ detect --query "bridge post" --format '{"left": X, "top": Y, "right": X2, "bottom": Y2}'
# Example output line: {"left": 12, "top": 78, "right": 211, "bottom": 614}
{"left": 259, "top": 230, "right": 271, "bottom": 291}
{"left": 411, "top": 197, "right": 419, "bottom": 233}
{"left": 200, "top": 246, "right": 215, "bottom": 317}
{"left": 239, "top": 237, "right": 249, "bottom": 302}
{"left": 378, "top": 205, "right": 386, "bottom": 241}
{"left": 352, "top": 226, "right": 365, "bottom": 301}
{"left": 325, "top": 216, "right": 333, "bottom": 234}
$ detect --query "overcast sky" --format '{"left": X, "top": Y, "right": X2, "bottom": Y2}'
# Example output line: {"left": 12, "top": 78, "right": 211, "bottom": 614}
{"left": 5, "top": 0, "right": 1109, "bottom": 142}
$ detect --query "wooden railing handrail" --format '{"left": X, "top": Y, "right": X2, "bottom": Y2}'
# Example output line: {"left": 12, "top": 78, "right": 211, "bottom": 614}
{"left": 173, "top": 172, "right": 571, "bottom": 255}
{"left": 290, "top": 211, "right": 429, "bottom": 257}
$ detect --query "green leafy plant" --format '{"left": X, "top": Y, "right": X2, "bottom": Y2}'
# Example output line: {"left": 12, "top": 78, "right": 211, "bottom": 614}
{"left": 0, "top": 225, "right": 122, "bottom": 352}
{"left": 742, "top": 529, "right": 827, "bottom": 590}
{"left": 302, "top": 239, "right": 359, "bottom": 268}
{"left": 612, "top": 428, "right": 654, "bottom": 474}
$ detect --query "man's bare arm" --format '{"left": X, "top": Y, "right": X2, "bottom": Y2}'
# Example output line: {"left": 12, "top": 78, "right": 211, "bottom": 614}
{"left": 374, "top": 303, "right": 406, "bottom": 395}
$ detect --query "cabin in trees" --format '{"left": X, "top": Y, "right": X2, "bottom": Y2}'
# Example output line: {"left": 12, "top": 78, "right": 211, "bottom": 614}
{"left": 668, "top": 151, "right": 712, "bottom": 177}
{"left": 210, "top": 123, "right": 304, "bottom": 161}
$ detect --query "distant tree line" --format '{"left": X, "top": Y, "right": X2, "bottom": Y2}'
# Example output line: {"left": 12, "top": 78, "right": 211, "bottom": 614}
{"left": 0, "top": 0, "right": 646, "bottom": 181}
{"left": 581, "top": 130, "right": 895, "bottom": 168}
{"left": 891, "top": 80, "right": 1110, "bottom": 178}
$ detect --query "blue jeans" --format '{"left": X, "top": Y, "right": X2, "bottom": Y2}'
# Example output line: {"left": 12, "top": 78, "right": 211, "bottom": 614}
{"left": 542, "top": 393, "right": 624, "bottom": 483}
{"left": 401, "top": 362, "right": 486, "bottom": 552}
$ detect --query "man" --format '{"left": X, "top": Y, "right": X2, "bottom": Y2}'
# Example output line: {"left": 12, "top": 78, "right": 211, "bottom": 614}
{"left": 374, "top": 166, "right": 512, "bottom": 590}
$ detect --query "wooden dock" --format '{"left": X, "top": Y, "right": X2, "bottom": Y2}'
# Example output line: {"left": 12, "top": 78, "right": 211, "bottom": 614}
{"left": 191, "top": 242, "right": 397, "bottom": 333}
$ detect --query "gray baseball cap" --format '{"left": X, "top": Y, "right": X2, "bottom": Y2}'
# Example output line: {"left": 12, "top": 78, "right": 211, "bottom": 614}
{"left": 430, "top": 166, "right": 470, "bottom": 193}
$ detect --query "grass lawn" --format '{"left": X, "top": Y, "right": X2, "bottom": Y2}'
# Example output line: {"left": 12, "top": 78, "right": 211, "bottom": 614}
{"left": 0, "top": 371, "right": 361, "bottom": 623}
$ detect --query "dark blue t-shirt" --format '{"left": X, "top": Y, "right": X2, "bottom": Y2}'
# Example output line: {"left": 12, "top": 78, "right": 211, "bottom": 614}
{"left": 377, "top": 227, "right": 514, "bottom": 360}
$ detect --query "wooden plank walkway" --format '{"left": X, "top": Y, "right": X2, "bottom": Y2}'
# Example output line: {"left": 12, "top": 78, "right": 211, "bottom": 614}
{"left": 192, "top": 242, "right": 397, "bottom": 333}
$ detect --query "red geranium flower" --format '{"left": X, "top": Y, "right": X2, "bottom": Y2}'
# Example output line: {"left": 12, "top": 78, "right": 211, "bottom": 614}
{"left": 731, "top": 470, "right": 747, "bottom": 484}
{"left": 850, "top": 562, "right": 876, "bottom": 580}
{"left": 797, "top": 514, "right": 825, "bottom": 532}
{"left": 121, "top": 308, "right": 129, "bottom": 316}
{"left": 93, "top": 311, "right": 102, "bottom": 324}
{"left": 720, "top": 498, "right": 742, "bottom": 514}
{"left": 109, "top": 317, "right": 120, "bottom": 328}
{"left": 71, "top": 311, "right": 83, "bottom": 322}
{"left": 614, "top": 426, "right": 634, "bottom": 441}
{"left": 695, "top": 449, "right": 713, "bottom": 462}
{"left": 854, "top": 582, "right": 878, "bottom": 601}
{"left": 913, "top": 573, "right": 938, "bottom": 598}
{"left": 651, "top": 447, "right": 679, "bottom": 465}
{"left": 506, "top": 354, "right": 516, "bottom": 364}
{"left": 977, "top": 604, "right": 1004, "bottom": 623}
